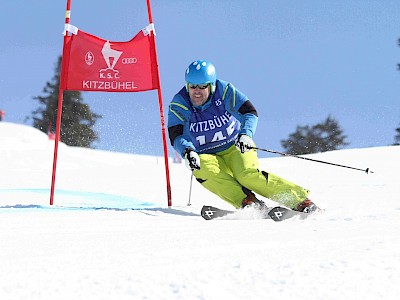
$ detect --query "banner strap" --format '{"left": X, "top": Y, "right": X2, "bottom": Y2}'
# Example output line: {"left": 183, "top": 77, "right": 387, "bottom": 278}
{"left": 63, "top": 23, "right": 79, "bottom": 36}
{"left": 142, "top": 23, "right": 155, "bottom": 36}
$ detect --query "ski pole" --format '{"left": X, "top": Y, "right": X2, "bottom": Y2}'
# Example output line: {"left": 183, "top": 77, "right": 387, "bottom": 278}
{"left": 187, "top": 171, "right": 194, "bottom": 206}
{"left": 251, "top": 147, "right": 374, "bottom": 174}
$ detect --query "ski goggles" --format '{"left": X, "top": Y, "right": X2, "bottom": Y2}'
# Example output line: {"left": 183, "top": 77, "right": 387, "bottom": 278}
{"left": 188, "top": 83, "right": 209, "bottom": 90}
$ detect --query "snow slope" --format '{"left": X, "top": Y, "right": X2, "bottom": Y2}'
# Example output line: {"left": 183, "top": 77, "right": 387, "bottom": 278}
{"left": 0, "top": 122, "right": 399, "bottom": 300}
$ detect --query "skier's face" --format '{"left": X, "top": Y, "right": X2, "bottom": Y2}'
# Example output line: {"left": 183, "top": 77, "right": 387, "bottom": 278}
{"left": 188, "top": 84, "right": 210, "bottom": 106}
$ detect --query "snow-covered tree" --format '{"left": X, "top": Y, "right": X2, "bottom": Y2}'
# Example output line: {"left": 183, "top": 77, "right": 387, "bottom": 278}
{"left": 29, "top": 56, "right": 101, "bottom": 148}
{"left": 281, "top": 115, "right": 349, "bottom": 155}
{"left": 394, "top": 124, "right": 400, "bottom": 145}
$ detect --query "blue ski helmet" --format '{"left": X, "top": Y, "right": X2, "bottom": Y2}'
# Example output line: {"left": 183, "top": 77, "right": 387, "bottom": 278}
{"left": 185, "top": 60, "right": 217, "bottom": 93}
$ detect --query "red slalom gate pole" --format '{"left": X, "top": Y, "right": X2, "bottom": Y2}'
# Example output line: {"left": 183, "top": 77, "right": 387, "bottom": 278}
{"left": 146, "top": 0, "right": 172, "bottom": 207}
{"left": 50, "top": 0, "right": 72, "bottom": 205}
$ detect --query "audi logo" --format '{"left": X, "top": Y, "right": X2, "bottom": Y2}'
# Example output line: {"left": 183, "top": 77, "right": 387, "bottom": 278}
{"left": 122, "top": 58, "right": 138, "bottom": 64}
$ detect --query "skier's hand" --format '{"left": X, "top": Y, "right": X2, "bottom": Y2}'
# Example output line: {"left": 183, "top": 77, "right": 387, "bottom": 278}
{"left": 236, "top": 135, "right": 255, "bottom": 153}
{"left": 184, "top": 148, "right": 201, "bottom": 171}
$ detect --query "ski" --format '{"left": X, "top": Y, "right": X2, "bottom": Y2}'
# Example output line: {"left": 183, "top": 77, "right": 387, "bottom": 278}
{"left": 201, "top": 205, "right": 234, "bottom": 220}
{"left": 201, "top": 205, "right": 313, "bottom": 221}
{"left": 267, "top": 206, "right": 309, "bottom": 222}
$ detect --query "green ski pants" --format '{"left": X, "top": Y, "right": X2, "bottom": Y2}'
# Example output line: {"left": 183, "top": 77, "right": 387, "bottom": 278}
{"left": 193, "top": 145, "right": 310, "bottom": 209}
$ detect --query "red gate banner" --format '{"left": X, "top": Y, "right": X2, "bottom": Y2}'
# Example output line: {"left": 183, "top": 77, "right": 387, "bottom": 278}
{"left": 62, "top": 24, "right": 159, "bottom": 92}
{"left": 51, "top": 0, "right": 172, "bottom": 207}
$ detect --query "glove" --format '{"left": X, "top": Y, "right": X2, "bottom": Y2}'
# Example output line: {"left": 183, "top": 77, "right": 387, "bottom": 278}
{"left": 236, "top": 135, "right": 255, "bottom": 153}
{"left": 184, "top": 148, "right": 201, "bottom": 171}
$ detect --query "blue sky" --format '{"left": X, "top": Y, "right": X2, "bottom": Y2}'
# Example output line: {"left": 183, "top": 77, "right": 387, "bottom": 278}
{"left": 1, "top": 0, "right": 399, "bottom": 157}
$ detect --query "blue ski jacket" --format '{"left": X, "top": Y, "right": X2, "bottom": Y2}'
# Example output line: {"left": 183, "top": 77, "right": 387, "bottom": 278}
{"left": 168, "top": 79, "right": 258, "bottom": 157}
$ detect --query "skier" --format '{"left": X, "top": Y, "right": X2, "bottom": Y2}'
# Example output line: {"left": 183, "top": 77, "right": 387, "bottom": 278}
{"left": 167, "top": 60, "right": 319, "bottom": 213}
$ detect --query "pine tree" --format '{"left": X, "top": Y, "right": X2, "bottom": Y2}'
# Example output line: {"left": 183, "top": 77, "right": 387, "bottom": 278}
{"left": 396, "top": 39, "right": 400, "bottom": 145}
{"left": 30, "top": 56, "right": 101, "bottom": 148}
{"left": 398, "top": 38, "right": 400, "bottom": 71}
{"left": 394, "top": 124, "right": 400, "bottom": 145}
{"left": 281, "top": 115, "right": 349, "bottom": 155}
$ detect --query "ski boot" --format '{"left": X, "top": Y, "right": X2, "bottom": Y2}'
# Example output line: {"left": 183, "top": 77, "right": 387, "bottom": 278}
{"left": 295, "top": 199, "right": 319, "bottom": 214}
{"left": 241, "top": 192, "right": 267, "bottom": 210}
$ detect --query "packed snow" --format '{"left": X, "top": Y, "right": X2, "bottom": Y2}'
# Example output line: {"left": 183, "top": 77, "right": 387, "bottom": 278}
{"left": 0, "top": 122, "right": 399, "bottom": 300}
